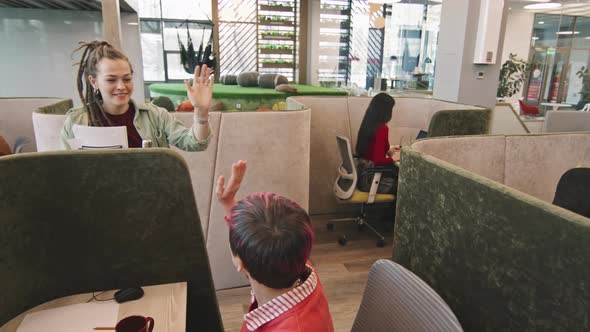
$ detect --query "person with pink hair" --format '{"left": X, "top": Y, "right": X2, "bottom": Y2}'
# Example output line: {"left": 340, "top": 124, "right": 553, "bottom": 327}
{"left": 216, "top": 161, "right": 334, "bottom": 332}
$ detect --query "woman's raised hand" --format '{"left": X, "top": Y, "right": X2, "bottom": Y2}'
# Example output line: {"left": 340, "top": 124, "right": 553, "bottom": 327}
{"left": 184, "top": 64, "right": 214, "bottom": 118}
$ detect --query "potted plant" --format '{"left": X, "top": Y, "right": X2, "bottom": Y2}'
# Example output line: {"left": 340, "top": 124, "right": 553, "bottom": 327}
{"left": 575, "top": 66, "right": 590, "bottom": 110}
{"left": 497, "top": 53, "right": 529, "bottom": 100}
{"left": 260, "top": 44, "right": 293, "bottom": 54}
{"left": 260, "top": 1, "right": 293, "bottom": 12}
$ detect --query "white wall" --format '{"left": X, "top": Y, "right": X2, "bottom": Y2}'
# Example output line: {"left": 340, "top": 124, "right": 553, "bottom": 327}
{"left": 0, "top": 8, "right": 144, "bottom": 106}
{"left": 500, "top": 10, "right": 534, "bottom": 103}
{"left": 433, "top": 0, "right": 508, "bottom": 109}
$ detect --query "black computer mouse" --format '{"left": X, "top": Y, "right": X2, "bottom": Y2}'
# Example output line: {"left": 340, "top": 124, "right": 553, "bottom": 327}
{"left": 114, "top": 287, "right": 144, "bottom": 303}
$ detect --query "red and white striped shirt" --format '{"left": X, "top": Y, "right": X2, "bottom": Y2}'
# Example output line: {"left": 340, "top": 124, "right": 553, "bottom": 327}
{"left": 241, "top": 264, "right": 334, "bottom": 332}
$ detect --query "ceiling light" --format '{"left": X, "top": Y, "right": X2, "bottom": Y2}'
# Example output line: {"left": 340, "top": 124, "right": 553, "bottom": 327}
{"left": 556, "top": 31, "right": 580, "bottom": 35}
{"left": 532, "top": 36, "right": 539, "bottom": 40}
{"left": 524, "top": 2, "right": 562, "bottom": 10}
{"left": 127, "top": 22, "right": 139, "bottom": 25}
{"left": 538, "top": 21, "right": 545, "bottom": 24}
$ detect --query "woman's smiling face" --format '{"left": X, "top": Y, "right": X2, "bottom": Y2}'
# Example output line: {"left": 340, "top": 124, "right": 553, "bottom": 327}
{"left": 89, "top": 58, "right": 134, "bottom": 112}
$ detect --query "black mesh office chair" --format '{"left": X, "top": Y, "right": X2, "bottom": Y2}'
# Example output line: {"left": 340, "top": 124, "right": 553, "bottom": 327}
{"left": 553, "top": 167, "right": 590, "bottom": 218}
{"left": 328, "top": 136, "right": 396, "bottom": 247}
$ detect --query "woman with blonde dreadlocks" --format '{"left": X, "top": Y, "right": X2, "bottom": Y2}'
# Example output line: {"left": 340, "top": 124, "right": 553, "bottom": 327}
{"left": 60, "top": 40, "right": 213, "bottom": 150}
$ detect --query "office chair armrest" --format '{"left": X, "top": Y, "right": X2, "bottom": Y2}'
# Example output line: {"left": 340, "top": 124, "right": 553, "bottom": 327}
{"left": 365, "top": 165, "right": 397, "bottom": 174}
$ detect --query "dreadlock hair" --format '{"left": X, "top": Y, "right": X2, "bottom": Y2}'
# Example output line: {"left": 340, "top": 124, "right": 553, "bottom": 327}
{"left": 356, "top": 92, "right": 395, "bottom": 157}
{"left": 73, "top": 40, "right": 134, "bottom": 126}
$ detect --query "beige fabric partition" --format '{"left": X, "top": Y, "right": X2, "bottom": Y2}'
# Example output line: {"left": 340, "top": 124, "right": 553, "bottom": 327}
{"left": 171, "top": 112, "right": 222, "bottom": 239}
{"left": 412, "top": 133, "right": 590, "bottom": 203}
{"left": 206, "top": 109, "right": 311, "bottom": 289}
{"left": 542, "top": 111, "right": 590, "bottom": 133}
{"left": 491, "top": 103, "right": 529, "bottom": 135}
{"left": 0, "top": 98, "right": 64, "bottom": 152}
{"left": 504, "top": 133, "right": 590, "bottom": 202}
{"left": 411, "top": 136, "right": 506, "bottom": 184}
{"left": 289, "top": 96, "right": 352, "bottom": 214}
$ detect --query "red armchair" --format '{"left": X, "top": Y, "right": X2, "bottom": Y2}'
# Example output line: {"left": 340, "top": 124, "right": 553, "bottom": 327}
{"left": 519, "top": 99, "right": 540, "bottom": 116}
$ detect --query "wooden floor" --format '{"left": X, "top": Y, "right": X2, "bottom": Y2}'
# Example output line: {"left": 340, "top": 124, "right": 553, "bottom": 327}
{"left": 216, "top": 215, "right": 394, "bottom": 332}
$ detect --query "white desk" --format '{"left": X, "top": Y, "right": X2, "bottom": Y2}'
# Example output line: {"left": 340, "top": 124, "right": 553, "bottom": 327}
{"left": 541, "top": 102, "right": 572, "bottom": 111}
{"left": 0, "top": 283, "right": 186, "bottom": 332}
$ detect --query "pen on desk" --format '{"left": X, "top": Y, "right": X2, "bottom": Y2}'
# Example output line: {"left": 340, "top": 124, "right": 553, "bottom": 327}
{"left": 93, "top": 327, "right": 115, "bottom": 330}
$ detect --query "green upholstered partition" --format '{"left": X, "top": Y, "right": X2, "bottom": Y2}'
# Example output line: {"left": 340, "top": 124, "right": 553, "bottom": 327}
{"left": 0, "top": 149, "right": 223, "bottom": 331}
{"left": 36, "top": 99, "right": 73, "bottom": 114}
{"left": 393, "top": 146, "right": 590, "bottom": 331}
{"left": 428, "top": 108, "right": 491, "bottom": 137}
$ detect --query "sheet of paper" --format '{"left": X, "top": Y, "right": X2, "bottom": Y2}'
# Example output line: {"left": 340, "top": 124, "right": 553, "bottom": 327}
{"left": 17, "top": 302, "right": 120, "bottom": 332}
{"left": 72, "top": 124, "right": 128, "bottom": 149}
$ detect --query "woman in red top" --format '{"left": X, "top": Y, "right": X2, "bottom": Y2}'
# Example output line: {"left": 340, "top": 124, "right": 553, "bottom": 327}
{"left": 356, "top": 93, "right": 398, "bottom": 194}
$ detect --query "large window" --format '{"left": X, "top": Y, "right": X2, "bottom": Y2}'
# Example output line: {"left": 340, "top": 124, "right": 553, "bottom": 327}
{"left": 217, "top": 0, "right": 301, "bottom": 82}
{"left": 316, "top": 0, "right": 441, "bottom": 90}
{"left": 526, "top": 14, "right": 590, "bottom": 109}
{"left": 138, "top": 0, "right": 213, "bottom": 83}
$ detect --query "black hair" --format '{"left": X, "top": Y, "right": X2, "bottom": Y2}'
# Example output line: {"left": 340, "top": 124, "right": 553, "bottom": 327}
{"left": 228, "top": 192, "right": 314, "bottom": 289}
{"left": 356, "top": 93, "right": 395, "bottom": 156}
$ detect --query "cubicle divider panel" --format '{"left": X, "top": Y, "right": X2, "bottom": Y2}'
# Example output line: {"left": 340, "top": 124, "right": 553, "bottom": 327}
{"left": 206, "top": 109, "right": 311, "bottom": 290}
{"left": 290, "top": 96, "right": 352, "bottom": 215}
{"left": 411, "top": 136, "right": 506, "bottom": 184}
{"left": 504, "top": 133, "right": 590, "bottom": 202}
{"left": 0, "top": 150, "right": 223, "bottom": 331}
{"left": 393, "top": 148, "right": 590, "bottom": 332}
{"left": 172, "top": 112, "right": 222, "bottom": 240}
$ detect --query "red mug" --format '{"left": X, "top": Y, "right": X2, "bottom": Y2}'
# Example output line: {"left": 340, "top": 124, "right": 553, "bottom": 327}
{"left": 115, "top": 315, "right": 154, "bottom": 332}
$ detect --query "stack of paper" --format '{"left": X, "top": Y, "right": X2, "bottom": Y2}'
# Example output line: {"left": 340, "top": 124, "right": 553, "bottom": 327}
{"left": 17, "top": 302, "right": 120, "bottom": 332}
{"left": 68, "top": 124, "right": 128, "bottom": 150}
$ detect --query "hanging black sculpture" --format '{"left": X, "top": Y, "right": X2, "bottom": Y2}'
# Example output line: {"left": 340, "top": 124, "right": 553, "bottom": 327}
{"left": 177, "top": 23, "right": 216, "bottom": 74}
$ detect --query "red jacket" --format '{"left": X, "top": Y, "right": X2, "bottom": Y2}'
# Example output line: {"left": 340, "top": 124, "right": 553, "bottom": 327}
{"left": 240, "top": 265, "right": 334, "bottom": 332}
{"left": 363, "top": 124, "right": 394, "bottom": 165}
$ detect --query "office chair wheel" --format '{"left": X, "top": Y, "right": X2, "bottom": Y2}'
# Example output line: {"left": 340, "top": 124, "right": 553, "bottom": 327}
{"left": 376, "top": 239, "right": 385, "bottom": 247}
{"left": 326, "top": 223, "right": 334, "bottom": 231}
{"left": 338, "top": 235, "right": 348, "bottom": 246}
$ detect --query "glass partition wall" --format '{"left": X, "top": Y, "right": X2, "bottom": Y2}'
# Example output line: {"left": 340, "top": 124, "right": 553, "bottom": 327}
{"left": 526, "top": 14, "right": 590, "bottom": 109}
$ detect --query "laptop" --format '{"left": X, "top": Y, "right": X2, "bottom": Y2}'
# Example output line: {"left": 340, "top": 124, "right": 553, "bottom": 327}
{"left": 416, "top": 130, "right": 428, "bottom": 140}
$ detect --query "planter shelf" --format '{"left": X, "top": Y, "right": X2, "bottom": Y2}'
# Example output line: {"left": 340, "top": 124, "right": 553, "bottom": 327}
{"left": 259, "top": 20, "right": 294, "bottom": 27}
{"left": 260, "top": 5, "right": 293, "bottom": 12}
{"left": 261, "top": 63, "right": 295, "bottom": 68}
{"left": 320, "top": 8, "right": 350, "bottom": 15}
{"left": 261, "top": 35, "right": 295, "bottom": 41}
{"left": 260, "top": 49, "right": 293, "bottom": 55}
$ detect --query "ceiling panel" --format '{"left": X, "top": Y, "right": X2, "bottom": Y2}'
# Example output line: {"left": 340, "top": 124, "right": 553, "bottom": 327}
{"left": 0, "top": 0, "right": 136, "bottom": 12}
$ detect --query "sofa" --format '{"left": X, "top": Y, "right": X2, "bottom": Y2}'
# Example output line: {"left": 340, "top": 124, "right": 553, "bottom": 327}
{"left": 31, "top": 100, "right": 311, "bottom": 290}
{"left": 393, "top": 133, "right": 590, "bottom": 331}
{"left": 287, "top": 95, "right": 490, "bottom": 215}
{"left": 0, "top": 97, "right": 71, "bottom": 153}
